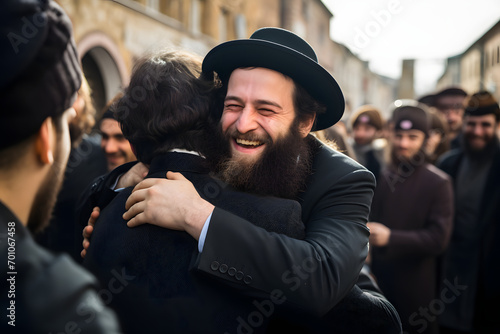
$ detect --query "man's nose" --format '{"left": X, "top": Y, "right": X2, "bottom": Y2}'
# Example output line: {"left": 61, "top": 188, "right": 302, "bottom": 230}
{"left": 473, "top": 124, "right": 483, "bottom": 136}
{"left": 398, "top": 137, "right": 410, "bottom": 148}
{"left": 235, "top": 106, "right": 258, "bottom": 134}
{"left": 103, "top": 139, "right": 118, "bottom": 153}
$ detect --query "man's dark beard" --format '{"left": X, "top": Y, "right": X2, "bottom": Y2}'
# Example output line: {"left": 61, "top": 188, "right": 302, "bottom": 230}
{"left": 463, "top": 133, "right": 498, "bottom": 162}
{"left": 215, "top": 122, "right": 313, "bottom": 199}
{"left": 28, "top": 138, "right": 67, "bottom": 233}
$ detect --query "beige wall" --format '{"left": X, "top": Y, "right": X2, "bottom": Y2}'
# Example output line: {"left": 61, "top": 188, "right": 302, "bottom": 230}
{"left": 484, "top": 31, "right": 500, "bottom": 100}
{"left": 460, "top": 48, "right": 481, "bottom": 94}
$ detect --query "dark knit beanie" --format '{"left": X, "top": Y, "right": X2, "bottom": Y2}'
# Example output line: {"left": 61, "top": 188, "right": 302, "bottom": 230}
{"left": 350, "top": 105, "right": 384, "bottom": 131}
{"left": 0, "top": 0, "right": 82, "bottom": 150}
{"left": 464, "top": 91, "right": 500, "bottom": 121}
{"left": 392, "top": 103, "right": 429, "bottom": 135}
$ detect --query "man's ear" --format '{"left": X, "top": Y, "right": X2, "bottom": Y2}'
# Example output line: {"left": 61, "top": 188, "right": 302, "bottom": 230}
{"left": 35, "top": 117, "right": 54, "bottom": 165}
{"left": 298, "top": 114, "right": 316, "bottom": 138}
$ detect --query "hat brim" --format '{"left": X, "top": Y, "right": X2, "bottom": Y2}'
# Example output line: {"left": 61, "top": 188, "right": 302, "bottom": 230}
{"left": 202, "top": 39, "right": 345, "bottom": 131}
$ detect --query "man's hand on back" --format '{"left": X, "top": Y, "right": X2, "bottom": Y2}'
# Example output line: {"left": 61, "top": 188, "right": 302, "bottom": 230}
{"left": 81, "top": 206, "right": 100, "bottom": 258}
{"left": 115, "top": 162, "right": 149, "bottom": 189}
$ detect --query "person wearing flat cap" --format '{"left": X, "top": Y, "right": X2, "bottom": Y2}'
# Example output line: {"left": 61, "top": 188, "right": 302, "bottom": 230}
{"left": 81, "top": 28, "right": 401, "bottom": 332}
{"left": 437, "top": 91, "right": 500, "bottom": 334}
{"left": 0, "top": 0, "right": 120, "bottom": 332}
{"left": 368, "top": 102, "right": 454, "bottom": 334}
{"left": 349, "top": 105, "right": 387, "bottom": 179}
{"left": 432, "top": 87, "right": 468, "bottom": 149}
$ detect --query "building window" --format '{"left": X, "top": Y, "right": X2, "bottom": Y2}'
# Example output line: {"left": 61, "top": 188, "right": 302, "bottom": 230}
{"left": 146, "top": 0, "right": 159, "bottom": 11}
{"left": 219, "top": 9, "right": 228, "bottom": 41}
{"left": 191, "top": 0, "right": 202, "bottom": 34}
{"left": 235, "top": 14, "right": 247, "bottom": 39}
{"left": 319, "top": 23, "right": 326, "bottom": 43}
{"left": 302, "top": 0, "right": 310, "bottom": 20}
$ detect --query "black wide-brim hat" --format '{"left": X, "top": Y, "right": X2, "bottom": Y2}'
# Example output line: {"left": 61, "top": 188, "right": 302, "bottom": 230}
{"left": 202, "top": 27, "right": 345, "bottom": 131}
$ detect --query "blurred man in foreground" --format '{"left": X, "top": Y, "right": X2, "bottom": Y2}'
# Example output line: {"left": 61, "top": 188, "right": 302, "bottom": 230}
{"left": 0, "top": 1, "right": 120, "bottom": 332}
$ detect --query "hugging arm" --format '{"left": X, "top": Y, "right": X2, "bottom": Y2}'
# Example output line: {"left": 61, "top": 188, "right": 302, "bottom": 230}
{"left": 196, "top": 167, "right": 374, "bottom": 316}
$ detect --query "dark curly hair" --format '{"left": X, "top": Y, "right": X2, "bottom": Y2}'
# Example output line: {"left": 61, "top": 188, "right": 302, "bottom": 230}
{"left": 113, "top": 50, "right": 221, "bottom": 164}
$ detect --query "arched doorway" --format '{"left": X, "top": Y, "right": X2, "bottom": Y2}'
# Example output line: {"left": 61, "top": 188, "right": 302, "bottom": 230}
{"left": 81, "top": 47, "right": 122, "bottom": 113}
{"left": 77, "top": 32, "right": 129, "bottom": 116}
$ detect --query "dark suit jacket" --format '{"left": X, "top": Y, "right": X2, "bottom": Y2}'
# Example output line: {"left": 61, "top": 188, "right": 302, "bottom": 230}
{"left": 195, "top": 136, "right": 376, "bottom": 316}
{"left": 0, "top": 202, "right": 120, "bottom": 334}
{"left": 83, "top": 152, "right": 305, "bottom": 333}
{"left": 437, "top": 141, "right": 500, "bottom": 331}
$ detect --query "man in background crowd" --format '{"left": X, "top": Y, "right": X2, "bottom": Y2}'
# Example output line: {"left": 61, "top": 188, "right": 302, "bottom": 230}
{"left": 349, "top": 105, "right": 387, "bottom": 178}
{"left": 438, "top": 91, "right": 500, "bottom": 334}
{"left": 433, "top": 87, "right": 468, "bottom": 149}
{"left": 368, "top": 102, "right": 454, "bottom": 334}
{"left": 99, "top": 93, "right": 136, "bottom": 171}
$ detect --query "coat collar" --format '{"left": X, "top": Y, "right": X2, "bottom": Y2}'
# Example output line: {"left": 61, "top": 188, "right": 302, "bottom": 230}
{"left": 147, "top": 152, "right": 209, "bottom": 178}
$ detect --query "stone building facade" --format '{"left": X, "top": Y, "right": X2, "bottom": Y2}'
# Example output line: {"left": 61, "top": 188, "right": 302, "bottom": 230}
{"left": 437, "top": 20, "right": 500, "bottom": 101}
{"left": 57, "top": 0, "right": 397, "bottom": 120}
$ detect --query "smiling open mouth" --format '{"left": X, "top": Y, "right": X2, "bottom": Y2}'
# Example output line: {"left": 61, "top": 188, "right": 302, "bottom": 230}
{"left": 235, "top": 138, "right": 264, "bottom": 148}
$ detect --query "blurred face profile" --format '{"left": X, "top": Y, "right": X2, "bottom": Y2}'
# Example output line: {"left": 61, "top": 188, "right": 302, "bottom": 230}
{"left": 27, "top": 107, "right": 76, "bottom": 232}
{"left": 425, "top": 129, "right": 445, "bottom": 156}
{"left": 353, "top": 123, "right": 378, "bottom": 146}
{"left": 391, "top": 129, "right": 426, "bottom": 161}
{"left": 435, "top": 95, "right": 465, "bottom": 132}
{"left": 463, "top": 114, "right": 497, "bottom": 152}
{"left": 100, "top": 118, "right": 136, "bottom": 171}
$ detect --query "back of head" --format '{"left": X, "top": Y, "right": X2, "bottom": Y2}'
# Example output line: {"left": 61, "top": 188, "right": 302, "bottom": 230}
{"left": 114, "top": 50, "right": 220, "bottom": 164}
{"left": 0, "top": 0, "right": 82, "bottom": 166}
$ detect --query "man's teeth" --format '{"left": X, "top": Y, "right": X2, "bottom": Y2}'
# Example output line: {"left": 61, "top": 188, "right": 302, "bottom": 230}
{"left": 236, "top": 138, "right": 262, "bottom": 147}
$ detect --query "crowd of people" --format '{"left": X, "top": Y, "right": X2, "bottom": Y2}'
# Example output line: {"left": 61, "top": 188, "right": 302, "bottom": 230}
{"left": 1, "top": 1, "right": 499, "bottom": 333}
{"left": 318, "top": 87, "right": 500, "bottom": 333}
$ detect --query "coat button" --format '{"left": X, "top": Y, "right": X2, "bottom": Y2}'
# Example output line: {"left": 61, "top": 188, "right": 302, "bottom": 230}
{"left": 235, "top": 271, "right": 244, "bottom": 280}
{"left": 210, "top": 261, "right": 220, "bottom": 271}
{"left": 219, "top": 264, "right": 228, "bottom": 273}
{"left": 244, "top": 275, "right": 252, "bottom": 284}
{"left": 228, "top": 267, "right": 237, "bottom": 276}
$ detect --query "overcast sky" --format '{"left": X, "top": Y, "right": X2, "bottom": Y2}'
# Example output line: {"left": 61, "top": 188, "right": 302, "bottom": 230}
{"left": 321, "top": 0, "right": 500, "bottom": 96}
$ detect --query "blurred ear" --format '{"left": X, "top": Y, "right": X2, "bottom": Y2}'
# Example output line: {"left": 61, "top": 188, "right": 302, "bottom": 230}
{"left": 35, "top": 117, "right": 54, "bottom": 165}
{"left": 299, "top": 114, "right": 316, "bottom": 138}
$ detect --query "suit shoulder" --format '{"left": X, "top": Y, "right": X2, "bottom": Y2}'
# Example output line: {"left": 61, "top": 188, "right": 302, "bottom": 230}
{"left": 436, "top": 148, "right": 462, "bottom": 168}
{"left": 314, "top": 141, "right": 375, "bottom": 181}
{"left": 424, "top": 163, "right": 452, "bottom": 184}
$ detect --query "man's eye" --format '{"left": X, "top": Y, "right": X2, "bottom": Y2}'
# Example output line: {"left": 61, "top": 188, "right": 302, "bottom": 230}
{"left": 258, "top": 108, "right": 274, "bottom": 114}
{"left": 224, "top": 104, "right": 242, "bottom": 109}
